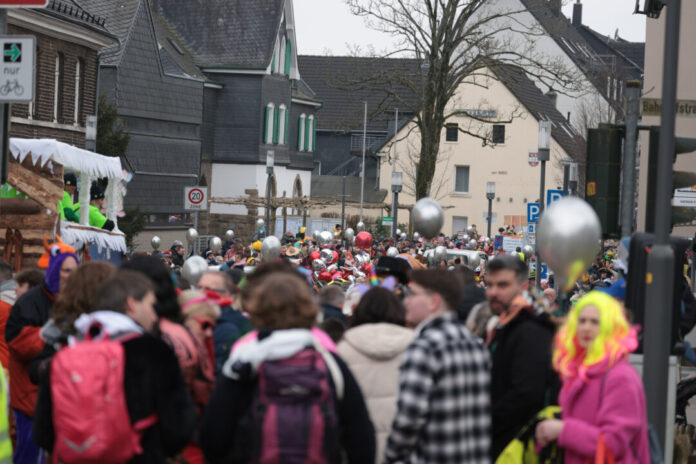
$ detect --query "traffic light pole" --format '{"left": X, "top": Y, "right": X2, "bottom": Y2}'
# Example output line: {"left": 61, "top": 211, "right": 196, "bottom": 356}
{"left": 643, "top": 0, "right": 680, "bottom": 451}
{"left": 620, "top": 81, "right": 641, "bottom": 237}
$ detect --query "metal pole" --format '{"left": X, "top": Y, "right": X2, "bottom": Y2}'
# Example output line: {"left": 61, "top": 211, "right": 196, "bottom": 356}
{"left": 643, "top": 0, "right": 680, "bottom": 452}
{"left": 621, "top": 81, "right": 641, "bottom": 237}
{"left": 0, "top": 10, "right": 6, "bottom": 186}
{"left": 536, "top": 159, "right": 546, "bottom": 289}
{"left": 393, "top": 191, "right": 399, "bottom": 239}
{"left": 193, "top": 211, "right": 199, "bottom": 255}
{"left": 360, "top": 101, "right": 367, "bottom": 222}
{"left": 341, "top": 175, "right": 346, "bottom": 232}
{"left": 265, "top": 173, "right": 271, "bottom": 238}
{"left": 487, "top": 198, "right": 493, "bottom": 238}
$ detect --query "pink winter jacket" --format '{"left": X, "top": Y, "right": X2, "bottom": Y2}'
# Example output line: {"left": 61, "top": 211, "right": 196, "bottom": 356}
{"left": 558, "top": 360, "right": 650, "bottom": 464}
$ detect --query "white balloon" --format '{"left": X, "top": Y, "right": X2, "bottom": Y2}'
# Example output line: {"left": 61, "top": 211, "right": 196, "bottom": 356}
{"left": 150, "top": 236, "right": 161, "bottom": 250}
{"left": 261, "top": 236, "right": 282, "bottom": 262}
{"left": 434, "top": 245, "right": 447, "bottom": 263}
{"left": 386, "top": 246, "right": 399, "bottom": 257}
{"left": 209, "top": 236, "right": 222, "bottom": 253}
{"left": 396, "top": 228, "right": 402, "bottom": 237}
{"left": 256, "top": 218, "right": 265, "bottom": 230}
{"left": 182, "top": 256, "right": 208, "bottom": 285}
{"left": 413, "top": 232, "right": 421, "bottom": 242}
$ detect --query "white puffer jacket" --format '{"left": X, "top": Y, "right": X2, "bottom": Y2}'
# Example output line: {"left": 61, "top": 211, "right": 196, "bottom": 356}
{"left": 337, "top": 323, "right": 414, "bottom": 463}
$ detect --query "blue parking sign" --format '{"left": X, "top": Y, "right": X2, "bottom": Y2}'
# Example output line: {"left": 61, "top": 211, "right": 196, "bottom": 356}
{"left": 527, "top": 203, "right": 540, "bottom": 223}
{"left": 547, "top": 189, "right": 563, "bottom": 206}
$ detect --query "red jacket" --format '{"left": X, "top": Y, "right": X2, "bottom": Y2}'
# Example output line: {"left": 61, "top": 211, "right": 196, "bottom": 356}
{"left": 5, "top": 283, "right": 51, "bottom": 416}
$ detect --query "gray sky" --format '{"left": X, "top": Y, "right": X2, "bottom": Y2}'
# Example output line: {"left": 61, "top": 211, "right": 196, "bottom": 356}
{"left": 294, "top": 0, "right": 646, "bottom": 56}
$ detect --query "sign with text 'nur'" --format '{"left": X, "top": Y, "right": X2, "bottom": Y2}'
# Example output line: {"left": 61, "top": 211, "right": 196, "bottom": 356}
{"left": 0, "top": 36, "right": 34, "bottom": 103}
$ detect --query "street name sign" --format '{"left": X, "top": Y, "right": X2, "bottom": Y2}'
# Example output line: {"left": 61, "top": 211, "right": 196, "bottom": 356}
{"left": 184, "top": 186, "right": 207, "bottom": 211}
{"left": 0, "top": 36, "right": 34, "bottom": 103}
{"left": 527, "top": 202, "right": 540, "bottom": 223}
{"left": 382, "top": 216, "right": 393, "bottom": 226}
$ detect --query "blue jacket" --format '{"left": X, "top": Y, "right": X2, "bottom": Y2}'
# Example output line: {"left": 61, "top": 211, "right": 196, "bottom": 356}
{"left": 213, "top": 306, "right": 251, "bottom": 377}
{"left": 320, "top": 303, "right": 349, "bottom": 327}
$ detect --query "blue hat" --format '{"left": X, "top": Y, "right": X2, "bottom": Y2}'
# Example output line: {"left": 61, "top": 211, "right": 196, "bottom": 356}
{"left": 598, "top": 278, "right": 626, "bottom": 300}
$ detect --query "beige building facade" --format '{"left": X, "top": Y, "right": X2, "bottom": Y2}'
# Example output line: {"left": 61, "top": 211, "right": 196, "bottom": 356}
{"left": 378, "top": 67, "right": 579, "bottom": 237}
{"left": 638, "top": 2, "right": 696, "bottom": 237}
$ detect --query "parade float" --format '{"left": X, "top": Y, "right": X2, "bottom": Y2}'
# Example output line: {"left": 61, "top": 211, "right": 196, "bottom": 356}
{"left": 1, "top": 138, "right": 128, "bottom": 269}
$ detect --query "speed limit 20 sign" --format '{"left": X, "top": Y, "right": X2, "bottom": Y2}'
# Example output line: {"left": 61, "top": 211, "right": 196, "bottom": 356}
{"left": 184, "top": 186, "right": 208, "bottom": 211}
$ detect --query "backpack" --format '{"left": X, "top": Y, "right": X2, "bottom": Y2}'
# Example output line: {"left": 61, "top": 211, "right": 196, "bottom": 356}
{"left": 50, "top": 331, "right": 157, "bottom": 464}
{"left": 251, "top": 346, "right": 344, "bottom": 464}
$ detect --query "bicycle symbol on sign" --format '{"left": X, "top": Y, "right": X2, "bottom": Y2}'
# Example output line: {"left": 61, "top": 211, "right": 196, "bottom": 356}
{"left": 0, "top": 79, "right": 24, "bottom": 97}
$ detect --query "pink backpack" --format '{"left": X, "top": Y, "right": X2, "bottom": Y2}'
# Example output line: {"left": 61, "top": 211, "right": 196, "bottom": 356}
{"left": 50, "top": 332, "right": 157, "bottom": 464}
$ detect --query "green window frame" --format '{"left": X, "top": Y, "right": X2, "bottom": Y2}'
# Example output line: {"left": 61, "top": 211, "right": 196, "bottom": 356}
{"left": 312, "top": 117, "right": 316, "bottom": 152}
{"left": 304, "top": 115, "right": 310, "bottom": 151}
{"left": 273, "top": 107, "right": 280, "bottom": 144}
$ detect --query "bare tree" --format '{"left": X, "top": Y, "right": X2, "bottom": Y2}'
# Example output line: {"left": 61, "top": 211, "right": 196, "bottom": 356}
{"left": 344, "top": 0, "right": 583, "bottom": 199}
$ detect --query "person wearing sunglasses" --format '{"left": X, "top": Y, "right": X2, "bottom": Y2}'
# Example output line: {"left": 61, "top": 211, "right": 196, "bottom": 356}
{"left": 177, "top": 290, "right": 222, "bottom": 464}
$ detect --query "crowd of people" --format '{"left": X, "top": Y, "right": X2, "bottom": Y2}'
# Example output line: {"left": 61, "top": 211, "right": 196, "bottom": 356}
{"left": 0, "top": 223, "right": 666, "bottom": 463}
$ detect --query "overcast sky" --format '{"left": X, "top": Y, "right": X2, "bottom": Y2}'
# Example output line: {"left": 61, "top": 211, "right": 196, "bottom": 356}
{"left": 294, "top": 0, "right": 646, "bottom": 57}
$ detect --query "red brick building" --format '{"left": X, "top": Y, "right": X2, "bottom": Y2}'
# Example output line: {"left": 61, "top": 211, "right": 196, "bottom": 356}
{"left": 7, "top": 1, "right": 115, "bottom": 146}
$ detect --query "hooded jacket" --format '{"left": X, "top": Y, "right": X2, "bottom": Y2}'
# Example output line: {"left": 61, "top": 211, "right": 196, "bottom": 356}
{"left": 33, "top": 311, "right": 196, "bottom": 463}
{"left": 558, "top": 360, "right": 650, "bottom": 464}
{"left": 337, "top": 323, "right": 414, "bottom": 463}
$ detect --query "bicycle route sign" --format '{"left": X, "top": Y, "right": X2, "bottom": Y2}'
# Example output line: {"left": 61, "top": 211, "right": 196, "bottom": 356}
{"left": 184, "top": 186, "right": 208, "bottom": 211}
{"left": 0, "top": 36, "right": 34, "bottom": 103}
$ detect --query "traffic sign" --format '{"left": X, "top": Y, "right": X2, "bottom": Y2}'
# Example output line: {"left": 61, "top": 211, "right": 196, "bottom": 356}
{"left": 547, "top": 189, "right": 563, "bottom": 206}
{"left": 184, "top": 186, "right": 207, "bottom": 211}
{"left": 382, "top": 216, "right": 393, "bottom": 226}
{"left": 0, "top": 0, "right": 48, "bottom": 6}
{"left": 528, "top": 223, "right": 535, "bottom": 234}
{"left": 0, "top": 36, "right": 34, "bottom": 103}
{"left": 527, "top": 202, "right": 540, "bottom": 223}
{"left": 528, "top": 151, "right": 539, "bottom": 167}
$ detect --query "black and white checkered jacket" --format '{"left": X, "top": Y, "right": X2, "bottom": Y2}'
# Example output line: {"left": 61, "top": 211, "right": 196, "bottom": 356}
{"left": 384, "top": 310, "right": 491, "bottom": 464}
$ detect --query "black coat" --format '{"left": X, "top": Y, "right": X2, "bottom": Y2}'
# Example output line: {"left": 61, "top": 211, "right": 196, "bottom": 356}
{"left": 490, "top": 309, "right": 557, "bottom": 460}
{"left": 34, "top": 334, "right": 196, "bottom": 463}
{"left": 456, "top": 284, "right": 487, "bottom": 322}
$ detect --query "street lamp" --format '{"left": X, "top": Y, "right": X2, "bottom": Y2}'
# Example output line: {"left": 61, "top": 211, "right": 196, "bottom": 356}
{"left": 486, "top": 181, "right": 495, "bottom": 238}
{"left": 265, "top": 150, "right": 274, "bottom": 238}
{"left": 391, "top": 171, "right": 403, "bottom": 238}
{"left": 536, "top": 120, "right": 551, "bottom": 290}
{"left": 85, "top": 115, "right": 97, "bottom": 152}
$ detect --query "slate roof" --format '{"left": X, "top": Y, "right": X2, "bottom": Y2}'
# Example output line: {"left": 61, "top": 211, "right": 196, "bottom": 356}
{"left": 76, "top": 0, "right": 141, "bottom": 65}
{"left": 575, "top": 26, "right": 644, "bottom": 80}
{"left": 43, "top": 0, "right": 109, "bottom": 32}
{"left": 149, "top": 0, "right": 283, "bottom": 69}
{"left": 298, "top": 55, "right": 421, "bottom": 132}
{"left": 151, "top": 11, "right": 206, "bottom": 80}
{"left": 311, "top": 175, "right": 388, "bottom": 203}
{"left": 491, "top": 64, "right": 583, "bottom": 159}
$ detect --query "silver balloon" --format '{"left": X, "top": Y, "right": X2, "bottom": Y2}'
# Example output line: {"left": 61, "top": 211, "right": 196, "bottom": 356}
{"left": 313, "top": 230, "right": 321, "bottom": 241}
{"left": 484, "top": 237, "right": 491, "bottom": 244}
{"left": 261, "top": 235, "right": 282, "bottom": 262}
{"left": 209, "top": 236, "right": 222, "bottom": 253}
{"left": 466, "top": 226, "right": 474, "bottom": 235}
{"left": 522, "top": 245, "right": 534, "bottom": 260}
{"left": 355, "top": 252, "right": 370, "bottom": 267}
{"left": 318, "top": 231, "right": 333, "bottom": 247}
{"left": 327, "top": 264, "right": 338, "bottom": 273}
{"left": 469, "top": 239, "right": 477, "bottom": 249}
{"left": 333, "top": 231, "right": 340, "bottom": 239}
{"left": 312, "top": 258, "right": 327, "bottom": 272}
{"left": 536, "top": 197, "right": 601, "bottom": 293}
{"left": 463, "top": 235, "right": 470, "bottom": 242}
{"left": 459, "top": 250, "right": 481, "bottom": 269}
{"left": 413, "top": 231, "right": 421, "bottom": 242}
{"left": 256, "top": 218, "right": 265, "bottom": 230}
{"left": 434, "top": 245, "right": 447, "bottom": 263}
{"left": 400, "top": 233, "right": 407, "bottom": 241}
{"left": 150, "top": 236, "right": 161, "bottom": 250}
{"left": 185, "top": 228, "right": 198, "bottom": 243}
{"left": 356, "top": 221, "right": 365, "bottom": 232}
{"left": 320, "top": 248, "right": 334, "bottom": 263}
{"left": 224, "top": 230, "right": 235, "bottom": 241}
{"left": 412, "top": 198, "right": 444, "bottom": 239}
{"left": 182, "top": 256, "right": 208, "bottom": 285}
{"left": 396, "top": 228, "right": 402, "bottom": 237}
{"left": 479, "top": 235, "right": 488, "bottom": 243}
{"left": 424, "top": 249, "right": 435, "bottom": 266}
{"left": 344, "top": 228, "right": 355, "bottom": 242}
{"left": 386, "top": 246, "right": 399, "bottom": 257}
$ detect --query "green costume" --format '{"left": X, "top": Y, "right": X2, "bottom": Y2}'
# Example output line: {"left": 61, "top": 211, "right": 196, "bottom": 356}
{"left": 0, "top": 183, "right": 27, "bottom": 199}
{"left": 57, "top": 190, "right": 78, "bottom": 222}
{"left": 73, "top": 203, "right": 108, "bottom": 229}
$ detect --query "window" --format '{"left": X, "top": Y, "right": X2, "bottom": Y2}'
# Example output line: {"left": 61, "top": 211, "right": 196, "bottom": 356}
{"left": 54, "top": 53, "right": 64, "bottom": 123}
{"left": 298, "top": 114, "right": 306, "bottom": 151}
{"left": 452, "top": 216, "right": 468, "bottom": 236}
{"left": 445, "top": 124, "right": 458, "bottom": 142}
{"left": 306, "top": 115, "right": 314, "bottom": 152}
{"left": 492, "top": 125, "right": 505, "bottom": 144}
{"left": 454, "top": 166, "right": 470, "bottom": 193}
{"left": 264, "top": 103, "right": 275, "bottom": 144}
{"left": 278, "top": 104, "right": 287, "bottom": 145}
{"left": 273, "top": 106, "right": 280, "bottom": 144}
{"left": 285, "top": 40, "right": 292, "bottom": 76}
{"left": 73, "top": 59, "right": 80, "bottom": 125}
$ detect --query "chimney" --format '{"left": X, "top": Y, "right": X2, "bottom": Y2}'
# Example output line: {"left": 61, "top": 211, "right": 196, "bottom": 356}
{"left": 546, "top": 90, "right": 558, "bottom": 107}
{"left": 572, "top": 0, "right": 583, "bottom": 26}
{"left": 549, "top": 0, "right": 561, "bottom": 15}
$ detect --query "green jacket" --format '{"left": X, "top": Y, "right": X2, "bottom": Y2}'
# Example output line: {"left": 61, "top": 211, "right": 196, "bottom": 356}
{"left": 57, "top": 191, "right": 78, "bottom": 222}
{"left": 73, "top": 203, "right": 108, "bottom": 229}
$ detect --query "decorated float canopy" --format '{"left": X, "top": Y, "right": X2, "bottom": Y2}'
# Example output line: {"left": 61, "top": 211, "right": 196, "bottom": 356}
{"left": 3, "top": 138, "right": 128, "bottom": 266}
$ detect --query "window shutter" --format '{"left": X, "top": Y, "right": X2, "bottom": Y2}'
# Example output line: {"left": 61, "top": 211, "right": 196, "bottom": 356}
{"left": 304, "top": 116, "right": 310, "bottom": 151}
{"left": 264, "top": 106, "right": 270, "bottom": 143}
{"left": 273, "top": 107, "right": 280, "bottom": 144}
{"left": 312, "top": 118, "right": 316, "bottom": 152}
{"left": 284, "top": 109, "right": 289, "bottom": 144}
{"left": 285, "top": 40, "right": 292, "bottom": 75}
{"left": 298, "top": 117, "right": 304, "bottom": 150}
